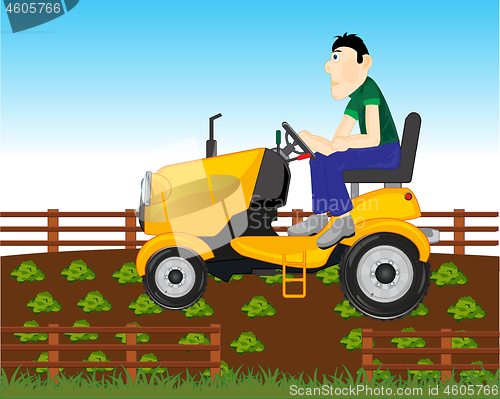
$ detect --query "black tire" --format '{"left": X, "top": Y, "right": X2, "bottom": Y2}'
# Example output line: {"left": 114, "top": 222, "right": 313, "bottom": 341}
{"left": 339, "top": 233, "right": 431, "bottom": 321}
{"left": 143, "top": 247, "right": 208, "bottom": 310}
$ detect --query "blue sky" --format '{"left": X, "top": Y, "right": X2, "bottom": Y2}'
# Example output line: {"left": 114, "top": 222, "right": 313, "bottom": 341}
{"left": 1, "top": 0, "right": 499, "bottom": 256}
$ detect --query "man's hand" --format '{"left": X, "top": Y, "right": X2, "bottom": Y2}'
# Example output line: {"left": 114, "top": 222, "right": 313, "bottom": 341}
{"left": 331, "top": 136, "right": 349, "bottom": 152}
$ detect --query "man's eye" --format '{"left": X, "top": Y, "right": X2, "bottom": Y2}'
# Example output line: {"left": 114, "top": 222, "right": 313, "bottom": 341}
{"left": 333, "top": 53, "right": 340, "bottom": 62}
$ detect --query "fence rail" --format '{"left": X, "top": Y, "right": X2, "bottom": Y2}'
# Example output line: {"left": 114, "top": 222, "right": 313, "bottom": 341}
{"left": 0, "top": 208, "right": 497, "bottom": 254}
{"left": 1, "top": 324, "right": 221, "bottom": 383}
{"left": 361, "top": 329, "right": 500, "bottom": 381}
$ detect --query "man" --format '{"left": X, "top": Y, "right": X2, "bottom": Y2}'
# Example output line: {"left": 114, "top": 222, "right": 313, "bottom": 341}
{"left": 288, "top": 33, "right": 401, "bottom": 249}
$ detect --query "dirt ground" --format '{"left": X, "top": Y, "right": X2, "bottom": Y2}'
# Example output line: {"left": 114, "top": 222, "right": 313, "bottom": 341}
{"left": 1, "top": 250, "right": 498, "bottom": 379}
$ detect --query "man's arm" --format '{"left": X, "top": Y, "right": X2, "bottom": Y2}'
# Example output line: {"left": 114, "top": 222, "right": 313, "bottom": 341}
{"left": 331, "top": 104, "right": 381, "bottom": 151}
{"left": 297, "top": 114, "right": 357, "bottom": 156}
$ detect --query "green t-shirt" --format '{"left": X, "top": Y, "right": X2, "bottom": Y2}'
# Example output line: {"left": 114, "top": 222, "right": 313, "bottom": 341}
{"left": 344, "top": 77, "right": 399, "bottom": 146}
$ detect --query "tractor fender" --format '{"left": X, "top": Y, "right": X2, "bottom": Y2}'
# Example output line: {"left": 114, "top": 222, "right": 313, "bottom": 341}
{"left": 136, "top": 233, "right": 214, "bottom": 276}
{"left": 341, "top": 218, "right": 430, "bottom": 262}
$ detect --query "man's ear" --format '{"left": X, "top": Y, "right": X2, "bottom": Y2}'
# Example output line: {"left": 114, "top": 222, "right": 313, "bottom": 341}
{"left": 362, "top": 54, "right": 372, "bottom": 69}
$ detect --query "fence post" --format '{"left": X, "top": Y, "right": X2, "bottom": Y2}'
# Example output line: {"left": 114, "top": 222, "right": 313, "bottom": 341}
{"left": 210, "top": 324, "right": 221, "bottom": 378}
{"left": 125, "top": 209, "right": 136, "bottom": 249}
{"left": 441, "top": 328, "right": 452, "bottom": 382}
{"left": 361, "top": 329, "right": 373, "bottom": 382}
{"left": 454, "top": 209, "right": 465, "bottom": 255}
{"left": 48, "top": 323, "right": 60, "bottom": 383}
{"left": 291, "top": 209, "right": 304, "bottom": 226}
{"left": 48, "top": 209, "right": 59, "bottom": 253}
{"left": 125, "top": 323, "right": 137, "bottom": 383}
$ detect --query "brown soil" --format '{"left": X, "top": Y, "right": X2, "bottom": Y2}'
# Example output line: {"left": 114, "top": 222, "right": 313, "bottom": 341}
{"left": 1, "top": 250, "right": 498, "bottom": 380}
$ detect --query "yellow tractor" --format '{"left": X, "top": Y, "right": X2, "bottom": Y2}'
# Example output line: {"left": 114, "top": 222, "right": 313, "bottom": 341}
{"left": 135, "top": 113, "right": 438, "bottom": 320}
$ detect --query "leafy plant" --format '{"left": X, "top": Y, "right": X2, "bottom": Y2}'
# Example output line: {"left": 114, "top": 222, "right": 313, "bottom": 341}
{"left": 241, "top": 296, "right": 276, "bottom": 319}
{"left": 391, "top": 328, "right": 426, "bottom": 348}
{"left": 129, "top": 294, "right": 163, "bottom": 316}
{"left": 112, "top": 262, "right": 141, "bottom": 285}
{"left": 14, "top": 320, "right": 47, "bottom": 343}
{"left": 83, "top": 351, "right": 113, "bottom": 372}
{"left": 115, "top": 322, "right": 150, "bottom": 344}
{"left": 447, "top": 296, "right": 486, "bottom": 321}
{"left": 11, "top": 260, "right": 45, "bottom": 283}
{"left": 460, "top": 361, "right": 495, "bottom": 383}
{"left": 430, "top": 262, "right": 467, "bottom": 287}
{"left": 340, "top": 328, "right": 374, "bottom": 351}
{"left": 316, "top": 264, "right": 339, "bottom": 286}
{"left": 410, "top": 359, "right": 440, "bottom": 380}
{"left": 178, "top": 333, "right": 210, "bottom": 352}
{"left": 230, "top": 332, "right": 265, "bottom": 354}
{"left": 61, "top": 260, "right": 95, "bottom": 283}
{"left": 64, "top": 320, "right": 99, "bottom": 343}
{"left": 452, "top": 330, "right": 478, "bottom": 349}
{"left": 334, "top": 300, "right": 362, "bottom": 320}
{"left": 27, "top": 292, "right": 61, "bottom": 314}
{"left": 203, "top": 360, "right": 234, "bottom": 379}
{"left": 259, "top": 270, "right": 294, "bottom": 286}
{"left": 410, "top": 303, "right": 429, "bottom": 318}
{"left": 139, "top": 353, "right": 165, "bottom": 374}
{"left": 33, "top": 352, "right": 64, "bottom": 374}
{"left": 209, "top": 274, "right": 243, "bottom": 283}
{"left": 180, "top": 299, "right": 213, "bottom": 319}
{"left": 77, "top": 291, "right": 112, "bottom": 314}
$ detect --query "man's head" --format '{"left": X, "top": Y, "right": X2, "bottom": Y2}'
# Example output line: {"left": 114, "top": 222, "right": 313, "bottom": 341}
{"left": 324, "top": 33, "right": 372, "bottom": 100}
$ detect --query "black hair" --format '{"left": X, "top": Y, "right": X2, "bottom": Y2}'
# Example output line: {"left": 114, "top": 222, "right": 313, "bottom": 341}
{"left": 332, "top": 33, "right": 369, "bottom": 64}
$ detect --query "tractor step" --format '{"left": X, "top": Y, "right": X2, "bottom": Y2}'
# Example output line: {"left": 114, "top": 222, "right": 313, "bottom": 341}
{"left": 282, "top": 252, "right": 307, "bottom": 298}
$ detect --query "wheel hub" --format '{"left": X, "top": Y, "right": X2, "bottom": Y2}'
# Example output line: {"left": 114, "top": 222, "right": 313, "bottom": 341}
{"left": 155, "top": 257, "right": 195, "bottom": 298}
{"left": 374, "top": 262, "right": 396, "bottom": 284}
{"left": 167, "top": 269, "right": 184, "bottom": 284}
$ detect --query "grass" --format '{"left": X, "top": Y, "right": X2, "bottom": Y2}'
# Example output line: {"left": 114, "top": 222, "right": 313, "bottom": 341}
{"left": 1, "top": 365, "right": 499, "bottom": 398}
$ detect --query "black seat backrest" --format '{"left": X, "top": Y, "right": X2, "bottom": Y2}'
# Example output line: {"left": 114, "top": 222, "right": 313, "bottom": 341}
{"left": 399, "top": 112, "right": 421, "bottom": 181}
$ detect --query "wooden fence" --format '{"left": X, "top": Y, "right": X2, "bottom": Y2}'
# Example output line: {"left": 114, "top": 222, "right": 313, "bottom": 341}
{"left": 361, "top": 329, "right": 500, "bottom": 382}
{"left": 0, "top": 208, "right": 497, "bottom": 254}
{"left": 1, "top": 324, "right": 221, "bottom": 382}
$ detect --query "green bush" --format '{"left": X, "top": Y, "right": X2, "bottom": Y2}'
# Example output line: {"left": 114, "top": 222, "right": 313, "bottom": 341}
{"left": 178, "top": 333, "right": 210, "bottom": 352}
{"left": 410, "top": 303, "right": 429, "bottom": 318}
{"left": 203, "top": 360, "right": 233, "bottom": 379}
{"left": 115, "top": 322, "right": 150, "bottom": 344}
{"left": 340, "top": 328, "right": 374, "bottom": 351}
{"left": 129, "top": 294, "right": 163, "bottom": 316}
{"left": 447, "top": 296, "right": 485, "bottom": 321}
{"left": 391, "top": 328, "right": 426, "bottom": 348}
{"left": 430, "top": 262, "right": 467, "bottom": 287}
{"left": 83, "top": 351, "right": 113, "bottom": 372}
{"left": 27, "top": 292, "right": 61, "bottom": 314}
{"left": 77, "top": 291, "right": 112, "bottom": 314}
{"left": 61, "top": 260, "right": 95, "bottom": 283}
{"left": 241, "top": 296, "right": 276, "bottom": 319}
{"left": 209, "top": 274, "right": 243, "bottom": 283}
{"left": 112, "top": 262, "right": 141, "bottom": 285}
{"left": 460, "top": 362, "right": 495, "bottom": 383}
{"left": 180, "top": 299, "right": 213, "bottom": 319}
{"left": 64, "top": 320, "right": 99, "bottom": 343}
{"left": 334, "top": 300, "right": 362, "bottom": 320}
{"left": 11, "top": 260, "right": 45, "bottom": 283}
{"left": 33, "top": 352, "right": 64, "bottom": 374}
{"left": 410, "top": 359, "right": 440, "bottom": 380}
{"left": 259, "top": 270, "right": 294, "bottom": 286}
{"left": 139, "top": 353, "right": 165, "bottom": 374}
{"left": 316, "top": 264, "right": 339, "bottom": 286}
{"left": 230, "top": 332, "right": 265, "bottom": 355}
{"left": 452, "top": 330, "right": 478, "bottom": 349}
{"left": 14, "top": 320, "right": 47, "bottom": 343}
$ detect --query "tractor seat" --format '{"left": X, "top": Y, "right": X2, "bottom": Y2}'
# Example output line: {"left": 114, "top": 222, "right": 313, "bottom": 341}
{"left": 343, "top": 112, "right": 421, "bottom": 197}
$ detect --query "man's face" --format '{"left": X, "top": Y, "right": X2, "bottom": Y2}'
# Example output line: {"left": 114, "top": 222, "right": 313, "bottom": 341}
{"left": 324, "top": 46, "right": 372, "bottom": 100}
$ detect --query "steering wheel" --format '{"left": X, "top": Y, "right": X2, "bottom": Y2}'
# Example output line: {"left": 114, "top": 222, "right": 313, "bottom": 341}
{"left": 281, "top": 121, "right": 316, "bottom": 161}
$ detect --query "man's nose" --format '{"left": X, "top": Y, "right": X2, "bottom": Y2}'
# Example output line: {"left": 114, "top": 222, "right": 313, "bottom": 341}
{"left": 324, "top": 60, "right": 331, "bottom": 73}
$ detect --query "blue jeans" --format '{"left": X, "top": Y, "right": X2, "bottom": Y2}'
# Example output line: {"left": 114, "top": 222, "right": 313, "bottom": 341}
{"left": 310, "top": 142, "right": 401, "bottom": 216}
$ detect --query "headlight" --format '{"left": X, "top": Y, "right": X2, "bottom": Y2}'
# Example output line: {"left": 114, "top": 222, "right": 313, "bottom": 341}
{"left": 141, "top": 171, "right": 152, "bottom": 206}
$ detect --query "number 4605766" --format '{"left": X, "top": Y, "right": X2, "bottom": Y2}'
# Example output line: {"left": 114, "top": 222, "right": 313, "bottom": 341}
{"left": 5, "top": 3, "right": 62, "bottom": 13}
